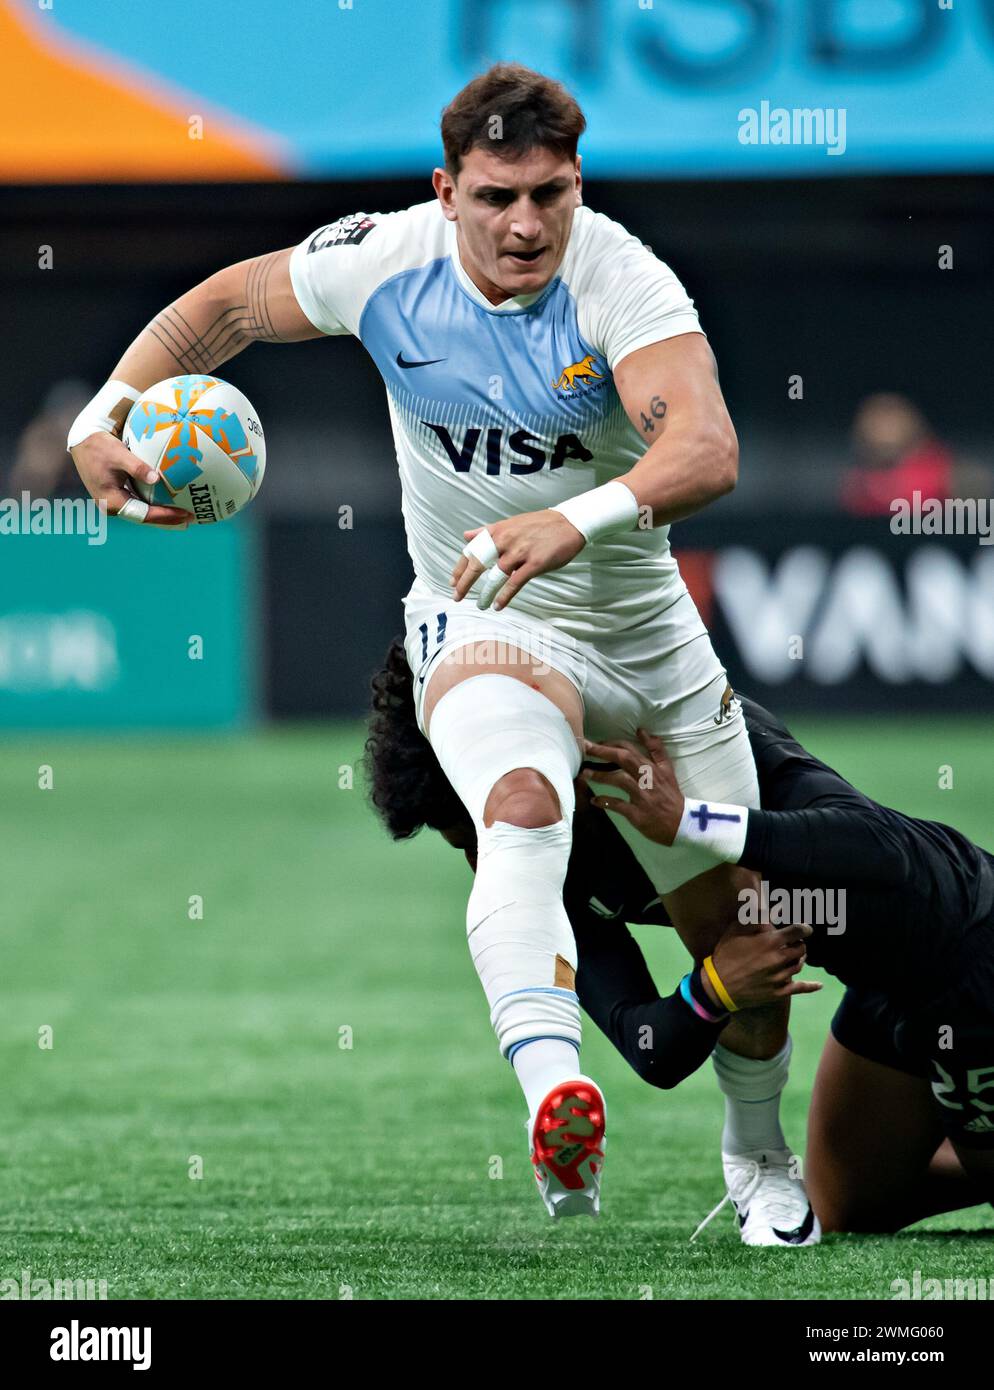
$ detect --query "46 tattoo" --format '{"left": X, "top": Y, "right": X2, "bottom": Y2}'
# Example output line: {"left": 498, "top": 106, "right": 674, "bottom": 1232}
{"left": 639, "top": 395, "right": 667, "bottom": 434}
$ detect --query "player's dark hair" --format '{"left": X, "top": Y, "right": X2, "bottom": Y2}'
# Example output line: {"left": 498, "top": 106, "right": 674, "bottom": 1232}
{"left": 441, "top": 63, "right": 586, "bottom": 176}
{"left": 364, "top": 638, "right": 467, "bottom": 840}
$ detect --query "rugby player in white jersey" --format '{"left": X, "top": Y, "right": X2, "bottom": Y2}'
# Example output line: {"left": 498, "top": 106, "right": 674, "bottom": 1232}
{"left": 67, "top": 64, "right": 815, "bottom": 1243}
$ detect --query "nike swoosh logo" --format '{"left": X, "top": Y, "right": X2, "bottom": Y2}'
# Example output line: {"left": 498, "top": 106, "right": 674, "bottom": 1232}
{"left": 396, "top": 352, "right": 447, "bottom": 369}
{"left": 773, "top": 1206, "right": 816, "bottom": 1245}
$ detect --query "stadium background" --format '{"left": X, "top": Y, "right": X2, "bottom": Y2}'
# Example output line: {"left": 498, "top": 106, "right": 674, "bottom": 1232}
{"left": 2, "top": 0, "right": 992, "bottom": 1300}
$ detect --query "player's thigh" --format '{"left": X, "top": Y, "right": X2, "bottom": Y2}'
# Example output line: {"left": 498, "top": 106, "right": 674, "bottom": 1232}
{"left": 579, "top": 595, "right": 722, "bottom": 746}
{"left": 927, "top": 1043, "right": 994, "bottom": 1202}
{"left": 807, "top": 1032, "right": 944, "bottom": 1231}
{"left": 581, "top": 605, "right": 760, "bottom": 898}
{"left": 606, "top": 695, "right": 760, "bottom": 901}
{"left": 404, "top": 597, "right": 586, "bottom": 740}
{"left": 663, "top": 861, "right": 759, "bottom": 959}
{"left": 917, "top": 962, "right": 994, "bottom": 1202}
{"left": 421, "top": 642, "right": 582, "bottom": 741}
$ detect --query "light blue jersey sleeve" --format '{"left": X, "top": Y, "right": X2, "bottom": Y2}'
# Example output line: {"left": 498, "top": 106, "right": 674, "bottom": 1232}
{"left": 289, "top": 202, "right": 447, "bottom": 338}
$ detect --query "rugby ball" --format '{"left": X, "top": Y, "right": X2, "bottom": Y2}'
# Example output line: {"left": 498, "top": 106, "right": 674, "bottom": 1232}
{"left": 123, "top": 374, "right": 265, "bottom": 523}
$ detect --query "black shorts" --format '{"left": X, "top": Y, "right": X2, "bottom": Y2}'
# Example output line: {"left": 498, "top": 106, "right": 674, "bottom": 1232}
{"left": 831, "top": 932, "right": 994, "bottom": 1150}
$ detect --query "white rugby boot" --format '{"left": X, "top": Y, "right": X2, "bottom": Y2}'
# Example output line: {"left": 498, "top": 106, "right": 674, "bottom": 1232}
{"left": 528, "top": 1078, "right": 606, "bottom": 1219}
{"left": 691, "top": 1147, "right": 820, "bottom": 1247}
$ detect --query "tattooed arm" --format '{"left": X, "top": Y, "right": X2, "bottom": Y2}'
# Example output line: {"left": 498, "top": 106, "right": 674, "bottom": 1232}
{"left": 450, "top": 332, "right": 738, "bottom": 611}
{"left": 127, "top": 249, "right": 320, "bottom": 379}
{"left": 70, "top": 249, "right": 322, "bottom": 524}
{"left": 612, "top": 333, "right": 738, "bottom": 528}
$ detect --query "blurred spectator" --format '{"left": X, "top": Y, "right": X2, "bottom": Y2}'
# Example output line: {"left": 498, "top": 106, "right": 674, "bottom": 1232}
{"left": 8, "top": 379, "right": 92, "bottom": 498}
{"left": 840, "top": 393, "right": 954, "bottom": 516}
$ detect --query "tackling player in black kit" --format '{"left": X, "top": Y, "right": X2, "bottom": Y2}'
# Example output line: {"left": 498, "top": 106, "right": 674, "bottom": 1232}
{"left": 365, "top": 638, "right": 994, "bottom": 1235}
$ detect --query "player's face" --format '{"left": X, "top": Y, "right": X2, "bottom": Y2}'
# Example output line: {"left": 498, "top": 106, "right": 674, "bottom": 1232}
{"left": 434, "top": 145, "right": 582, "bottom": 305}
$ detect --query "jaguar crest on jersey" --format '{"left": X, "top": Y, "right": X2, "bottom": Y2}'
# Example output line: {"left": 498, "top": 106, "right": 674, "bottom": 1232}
{"left": 551, "top": 352, "right": 606, "bottom": 399}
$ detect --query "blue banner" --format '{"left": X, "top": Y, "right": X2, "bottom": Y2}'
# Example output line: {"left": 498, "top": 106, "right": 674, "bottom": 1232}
{"left": 0, "top": 518, "right": 257, "bottom": 730}
{"left": 18, "top": 0, "right": 994, "bottom": 179}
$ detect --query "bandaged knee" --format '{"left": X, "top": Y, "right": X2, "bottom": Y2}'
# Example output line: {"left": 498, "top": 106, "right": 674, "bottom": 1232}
{"left": 427, "top": 672, "right": 580, "bottom": 825}
{"left": 427, "top": 673, "right": 582, "bottom": 1057}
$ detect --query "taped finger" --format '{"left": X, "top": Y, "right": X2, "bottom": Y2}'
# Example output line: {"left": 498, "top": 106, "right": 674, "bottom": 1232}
{"left": 476, "top": 562, "right": 507, "bottom": 610}
{"left": 462, "top": 529, "right": 499, "bottom": 568}
{"left": 118, "top": 496, "right": 150, "bottom": 524}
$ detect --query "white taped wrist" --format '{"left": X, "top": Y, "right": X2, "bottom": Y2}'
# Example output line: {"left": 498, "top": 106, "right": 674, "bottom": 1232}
{"left": 551, "top": 480, "right": 639, "bottom": 543}
{"left": 67, "top": 380, "right": 141, "bottom": 451}
{"left": 673, "top": 797, "right": 748, "bottom": 863}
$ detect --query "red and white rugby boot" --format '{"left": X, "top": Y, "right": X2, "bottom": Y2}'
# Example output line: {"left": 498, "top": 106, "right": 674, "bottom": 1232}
{"left": 529, "top": 1078, "right": 606, "bottom": 1219}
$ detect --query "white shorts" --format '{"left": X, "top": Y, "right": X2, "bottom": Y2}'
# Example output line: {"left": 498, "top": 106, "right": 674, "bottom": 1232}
{"left": 403, "top": 583, "right": 759, "bottom": 894}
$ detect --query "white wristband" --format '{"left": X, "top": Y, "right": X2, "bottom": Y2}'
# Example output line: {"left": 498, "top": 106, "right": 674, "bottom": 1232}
{"left": 67, "top": 379, "right": 141, "bottom": 451}
{"left": 551, "top": 480, "right": 639, "bottom": 543}
{"left": 673, "top": 797, "right": 748, "bottom": 863}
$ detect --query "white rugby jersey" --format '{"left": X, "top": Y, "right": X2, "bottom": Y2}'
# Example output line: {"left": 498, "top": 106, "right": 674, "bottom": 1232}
{"left": 289, "top": 200, "right": 704, "bottom": 640}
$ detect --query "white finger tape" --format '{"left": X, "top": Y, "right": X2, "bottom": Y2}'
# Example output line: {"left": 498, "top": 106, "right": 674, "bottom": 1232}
{"left": 118, "top": 497, "right": 150, "bottom": 524}
{"left": 476, "top": 563, "right": 507, "bottom": 611}
{"left": 462, "top": 529, "right": 499, "bottom": 568}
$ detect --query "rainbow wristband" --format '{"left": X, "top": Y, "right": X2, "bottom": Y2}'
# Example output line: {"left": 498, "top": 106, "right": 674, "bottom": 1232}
{"left": 679, "top": 971, "right": 726, "bottom": 1024}
{"left": 703, "top": 955, "right": 739, "bottom": 1013}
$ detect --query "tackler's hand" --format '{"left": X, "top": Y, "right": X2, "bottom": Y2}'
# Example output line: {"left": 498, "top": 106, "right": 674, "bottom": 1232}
{"left": 708, "top": 918, "right": 822, "bottom": 1010}
{"left": 580, "top": 728, "right": 685, "bottom": 846}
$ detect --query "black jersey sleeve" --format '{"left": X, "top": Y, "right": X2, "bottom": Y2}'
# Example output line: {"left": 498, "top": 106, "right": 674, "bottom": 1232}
{"left": 740, "top": 802, "right": 916, "bottom": 888}
{"left": 572, "top": 907, "right": 728, "bottom": 1090}
{"left": 739, "top": 697, "right": 994, "bottom": 943}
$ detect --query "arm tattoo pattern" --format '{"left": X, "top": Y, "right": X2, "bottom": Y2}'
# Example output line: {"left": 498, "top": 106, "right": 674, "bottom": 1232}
{"left": 638, "top": 393, "right": 668, "bottom": 436}
{"left": 147, "top": 253, "right": 288, "bottom": 374}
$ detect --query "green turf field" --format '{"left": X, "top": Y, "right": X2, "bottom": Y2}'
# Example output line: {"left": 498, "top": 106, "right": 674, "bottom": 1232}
{"left": 2, "top": 717, "right": 992, "bottom": 1300}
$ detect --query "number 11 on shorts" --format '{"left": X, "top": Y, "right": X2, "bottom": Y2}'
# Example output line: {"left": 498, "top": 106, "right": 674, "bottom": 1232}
{"left": 419, "top": 611, "right": 448, "bottom": 662}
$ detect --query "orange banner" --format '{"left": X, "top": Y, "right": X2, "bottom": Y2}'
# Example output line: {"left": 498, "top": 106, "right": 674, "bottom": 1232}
{"left": 0, "top": 0, "right": 289, "bottom": 181}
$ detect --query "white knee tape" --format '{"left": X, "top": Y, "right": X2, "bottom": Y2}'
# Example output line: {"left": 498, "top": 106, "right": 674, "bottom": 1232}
{"left": 426, "top": 673, "right": 584, "bottom": 1058}
{"left": 426, "top": 673, "right": 581, "bottom": 827}
{"left": 468, "top": 818, "right": 581, "bottom": 1057}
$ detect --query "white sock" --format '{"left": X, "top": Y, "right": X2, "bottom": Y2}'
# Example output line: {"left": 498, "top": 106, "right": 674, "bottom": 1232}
{"left": 712, "top": 1038, "right": 791, "bottom": 1155}
{"left": 510, "top": 1038, "right": 584, "bottom": 1119}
